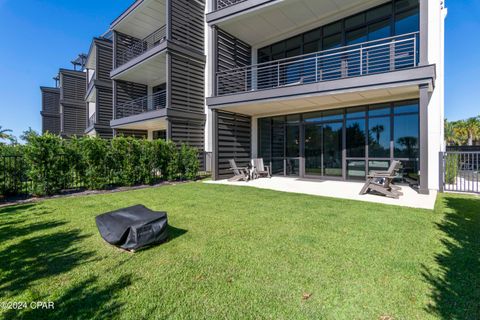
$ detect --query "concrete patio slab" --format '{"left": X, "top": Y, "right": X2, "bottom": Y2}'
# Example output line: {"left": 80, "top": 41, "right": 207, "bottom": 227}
{"left": 205, "top": 177, "right": 437, "bottom": 210}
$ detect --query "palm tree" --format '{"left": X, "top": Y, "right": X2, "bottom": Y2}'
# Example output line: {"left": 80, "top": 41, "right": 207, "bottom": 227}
{"left": 444, "top": 119, "right": 456, "bottom": 146}
{"left": 452, "top": 120, "right": 468, "bottom": 146}
{"left": 0, "top": 126, "right": 14, "bottom": 144}
{"left": 464, "top": 117, "right": 480, "bottom": 146}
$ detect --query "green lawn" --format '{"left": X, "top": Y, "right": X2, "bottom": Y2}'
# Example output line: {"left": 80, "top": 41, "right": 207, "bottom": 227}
{"left": 0, "top": 183, "right": 479, "bottom": 319}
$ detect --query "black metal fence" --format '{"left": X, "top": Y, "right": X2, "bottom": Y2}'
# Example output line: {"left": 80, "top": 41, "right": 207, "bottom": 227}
{"left": 440, "top": 151, "right": 480, "bottom": 194}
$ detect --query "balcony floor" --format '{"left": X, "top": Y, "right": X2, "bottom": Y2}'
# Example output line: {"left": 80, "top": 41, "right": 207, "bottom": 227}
{"left": 205, "top": 177, "right": 437, "bottom": 210}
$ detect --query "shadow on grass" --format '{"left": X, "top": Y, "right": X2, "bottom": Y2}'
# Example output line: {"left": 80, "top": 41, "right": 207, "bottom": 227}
{"left": 4, "top": 274, "right": 133, "bottom": 320}
{"left": 168, "top": 225, "right": 188, "bottom": 242}
{"left": 0, "top": 203, "right": 36, "bottom": 215}
{"left": 0, "top": 220, "right": 66, "bottom": 243}
{"left": 423, "top": 196, "right": 480, "bottom": 319}
{"left": 0, "top": 228, "right": 95, "bottom": 298}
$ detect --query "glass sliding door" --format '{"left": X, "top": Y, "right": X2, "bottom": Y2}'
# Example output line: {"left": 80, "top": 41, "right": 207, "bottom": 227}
{"left": 257, "top": 99, "right": 420, "bottom": 182}
{"left": 322, "top": 122, "right": 343, "bottom": 177}
{"left": 305, "top": 123, "right": 323, "bottom": 176}
{"left": 304, "top": 121, "right": 343, "bottom": 177}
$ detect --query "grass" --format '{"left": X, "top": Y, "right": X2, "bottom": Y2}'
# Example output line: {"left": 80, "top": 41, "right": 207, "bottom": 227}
{"left": 0, "top": 182, "right": 479, "bottom": 319}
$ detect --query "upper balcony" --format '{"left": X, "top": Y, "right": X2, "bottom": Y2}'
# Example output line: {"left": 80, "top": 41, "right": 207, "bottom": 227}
{"left": 208, "top": 32, "right": 436, "bottom": 116}
{"left": 216, "top": 33, "right": 419, "bottom": 96}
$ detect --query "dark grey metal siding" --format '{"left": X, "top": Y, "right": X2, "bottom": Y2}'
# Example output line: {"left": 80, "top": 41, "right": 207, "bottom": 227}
{"left": 41, "top": 87, "right": 61, "bottom": 134}
{"left": 169, "top": 53, "right": 205, "bottom": 115}
{"left": 91, "top": 38, "right": 114, "bottom": 138}
{"left": 169, "top": 118, "right": 205, "bottom": 167}
{"left": 170, "top": 0, "right": 205, "bottom": 54}
{"left": 96, "top": 39, "right": 113, "bottom": 82}
{"left": 215, "top": 28, "right": 251, "bottom": 95}
{"left": 60, "top": 70, "right": 86, "bottom": 137}
{"left": 42, "top": 115, "right": 60, "bottom": 135}
{"left": 60, "top": 71, "right": 86, "bottom": 102}
{"left": 214, "top": 111, "right": 251, "bottom": 179}
{"left": 115, "top": 129, "right": 148, "bottom": 139}
{"left": 114, "top": 80, "right": 148, "bottom": 119}
{"left": 62, "top": 105, "right": 86, "bottom": 137}
{"left": 216, "top": 28, "right": 251, "bottom": 72}
{"left": 41, "top": 88, "right": 60, "bottom": 114}
{"left": 114, "top": 31, "right": 142, "bottom": 68}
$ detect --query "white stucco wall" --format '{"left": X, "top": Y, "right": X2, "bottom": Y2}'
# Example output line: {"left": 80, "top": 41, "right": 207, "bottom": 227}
{"left": 427, "top": 0, "right": 447, "bottom": 190}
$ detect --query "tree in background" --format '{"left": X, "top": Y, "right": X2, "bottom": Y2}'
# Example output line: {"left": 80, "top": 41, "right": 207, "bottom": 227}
{"left": 0, "top": 126, "right": 16, "bottom": 145}
{"left": 444, "top": 116, "right": 480, "bottom": 146}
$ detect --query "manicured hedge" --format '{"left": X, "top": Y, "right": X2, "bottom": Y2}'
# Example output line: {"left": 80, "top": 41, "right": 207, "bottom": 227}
{"left": 0, "top": 134, "right": 200, "bottom": 197}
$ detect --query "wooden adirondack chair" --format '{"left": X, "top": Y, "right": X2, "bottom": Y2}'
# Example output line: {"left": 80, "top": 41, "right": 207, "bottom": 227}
{"left": 359, "top": 160, "right": 403, "bottom": 198}
{"left": 251, "top": 158, "right": 271, "bottom": 179}
{"left": 228, "top": 159, "right": 249, "bottom": 182}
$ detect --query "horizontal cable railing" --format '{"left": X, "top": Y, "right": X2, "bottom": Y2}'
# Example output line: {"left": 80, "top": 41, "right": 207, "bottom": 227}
{"left": 117, "top": 25, "right": 167, "bottom": 67}
{"left": 216, "top": 32, "right": 419, "bottom": 96}
{"left": 116, "top": 91, "right": 167, "bottom": 119}
{"left": 216, "top": 0, "right": 247, "bottom": 10}
{"left": 88, "top": 112, "right": 96, "bottom": 127}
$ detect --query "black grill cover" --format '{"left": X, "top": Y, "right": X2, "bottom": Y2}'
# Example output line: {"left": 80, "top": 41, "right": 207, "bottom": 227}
{"left": 95, "top": 205, "right": 168, "bottom": 251}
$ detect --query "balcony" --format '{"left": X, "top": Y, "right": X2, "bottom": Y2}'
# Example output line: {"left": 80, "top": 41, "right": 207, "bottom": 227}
{"left": 116, "top": 91, "right": 167, "bottom": 120}
{"left": 216, "top": 33, "right": 419, "bottom": 96}
{"left": 116, "top": 25, "right": 166, "bottom": 67}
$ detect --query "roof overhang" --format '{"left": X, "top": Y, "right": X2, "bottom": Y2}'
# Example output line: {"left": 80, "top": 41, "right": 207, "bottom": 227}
{"left": 208, "top": 0, "right": 389, "bottom": 47}
{"left": 111, "top": 0, "right": 166, "bottom": 40}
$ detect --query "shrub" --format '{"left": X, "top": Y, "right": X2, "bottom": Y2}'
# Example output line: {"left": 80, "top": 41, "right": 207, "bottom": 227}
{"left": 178, "top": 144, "right": 199, "bottom": 180}
{"left": 2, "top": 133, "right": 200, "bottom": 197}
{"left": 23, "top": 133, "right": 68, "bottom": 196}
{"left": 445, "top": 153, "right": 460, "bottom": 184}
{"left": 76, "top": 137, "right": 110, "bottom": 189}
{"left": 0, "top": 144, "right": 28, "bottom": 196}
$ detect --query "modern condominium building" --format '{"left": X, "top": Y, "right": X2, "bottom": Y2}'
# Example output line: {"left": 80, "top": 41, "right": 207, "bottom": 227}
{"left": 205, "top": 0, "right": 446, "bottom": 194}
{"left": 38, "top": 0, "right": 446, "bottom": 192}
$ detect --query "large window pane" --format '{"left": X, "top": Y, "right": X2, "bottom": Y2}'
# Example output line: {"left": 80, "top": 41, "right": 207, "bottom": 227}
{"left": 323, "top": 122, "right": 343, "bottom": 176}
{"left": 395, "top": 8, "right": 419, "bottom": 35}
{"left": 367, "top": 4, "right": 392, "bottom": 22}
{"left": 394, "top": 100, "right": 419, "bottom": 114}
{"left": 258, "top": 118, "right": 271, "bottom": 160}
{"left": 346, "top": 27, "right": 368, "bottom": 45}
{"left": 347, "top": 160, "right": 366, "bottom": 180}
{"left": 369, "top": 116, "right": 391, "bottom": 157}
{"left": 369, "top": 104, "right": 391, "bottom": 116}
{"left": 368, "top": 19, "right": 392, "bottom": 41}
{"left": 394, "top": 113, "right": 419, "bottom": 158}
{"left": 272, "top": 117, "right": 285, "bottom": 158}
{"left": 346, "top": 119, "right": 366, "bottom": 157}
{"left": 345, "top": 13, "right": 365, "bottom": 30}
{"left": 286, "top": 125, "right": 299, "bottom": 157}
{"left": 305, "top": 124, "right": 322, "bottom": 176}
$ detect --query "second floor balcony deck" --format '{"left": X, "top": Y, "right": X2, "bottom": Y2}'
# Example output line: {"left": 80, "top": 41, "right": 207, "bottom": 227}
{"left": 215, "top": 33, "right": 419, "bottom": 96}
{"left": 116, "top": 25, "right": 167, "bottom": 68}
{"left": 116, "top": 90, "right": 167, "bottom": 120}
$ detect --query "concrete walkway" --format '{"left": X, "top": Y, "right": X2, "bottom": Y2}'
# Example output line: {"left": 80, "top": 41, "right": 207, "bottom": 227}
{"left": 205, "top": 177, "right": 437, "bottom": 210}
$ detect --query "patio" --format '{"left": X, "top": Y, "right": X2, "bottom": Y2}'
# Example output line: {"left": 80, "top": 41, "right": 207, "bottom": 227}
{"left": 206, "top": 177, "right": 437, "bottom": 210}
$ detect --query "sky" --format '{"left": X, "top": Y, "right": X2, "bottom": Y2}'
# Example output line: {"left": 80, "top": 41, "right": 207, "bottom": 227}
{"left": 0, "top": 0, "right": 479, "bottom": 139}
